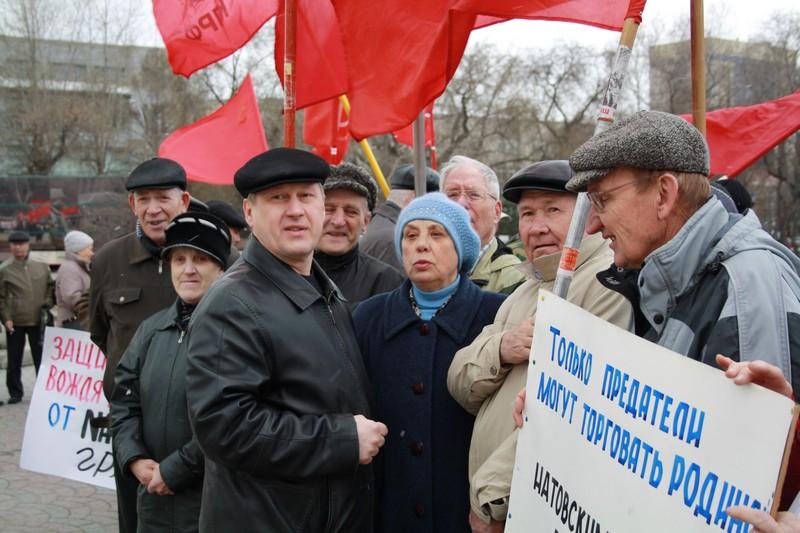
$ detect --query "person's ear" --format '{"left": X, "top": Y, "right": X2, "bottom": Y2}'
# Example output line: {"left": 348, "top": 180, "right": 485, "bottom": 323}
{"left": 656, "top": 173, "right": 680, "bottom": 220}
{"left": 128, "top": 192, "right": 136, "bottom": 215}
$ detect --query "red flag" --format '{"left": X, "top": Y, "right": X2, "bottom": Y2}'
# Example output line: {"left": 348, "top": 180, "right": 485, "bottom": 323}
{"left": 303, "top": 98, "right": 350, "bottom": 164}
{"left": 680, "top": 92, "right": 800, "bottom": 177}
{"left": 393, "top": 103, "right": 435, "bottom": 147}
{"left": 275, "top": 0, "right": 349, "bottom": 109}
{"left": 159, "top": 75, "right": 268, "bottom": 185}
{"left": 333, "top": 0, "right": 643, "bottom": 140}
{"left": 153, "top": 0, "right": 278, "bottom": 77}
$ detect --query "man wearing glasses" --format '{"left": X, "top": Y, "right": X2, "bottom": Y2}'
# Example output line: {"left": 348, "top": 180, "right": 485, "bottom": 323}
{"left": 567, "top": 110, "right": 800, "bottom": 400}
{"left": 440, "top": 156, "right": 525, "bottom": 294}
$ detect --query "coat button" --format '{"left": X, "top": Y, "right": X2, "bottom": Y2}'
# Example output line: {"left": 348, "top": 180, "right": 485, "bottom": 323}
{"left": 410, "top": 441, "right": 424, "bottom": 456}
{"left": 419, "top": 323, "right": 429, "bottom": 336}
{"left": 653, "top": 313, "right": 664, "bottom": 325}
{"left": 489, "top": 365, "right": 498, "bottom": 376}
{"left": 412, "top": 383, "right": 424, "bottom": 395}
{"left": 414, "top": 503, "right": 425, "bottom": 517}
{"left": 119, "top": 296, "right": 125, "bottom": 302}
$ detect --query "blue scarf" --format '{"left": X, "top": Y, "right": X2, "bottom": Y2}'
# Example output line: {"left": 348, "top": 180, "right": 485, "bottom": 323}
{"left": 411, "top": 275, "right": 460, "bottom": 320}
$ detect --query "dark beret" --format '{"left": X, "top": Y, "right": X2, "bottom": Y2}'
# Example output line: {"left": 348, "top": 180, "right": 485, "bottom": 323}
{"left": 207, "top": 200, "right": 247, "bottom": 229}
{"left": 502, "top": 160, "right": 575, "bottom": 203}
{"left": 234, "top": 148, "right": 330, "bottom": 197}
{"left": 716, "top": 179, "right": 753, "bottom": 214}
{"left": 162, "top": 212, "right": 231, "bottom": 269}
{"left": 390, "top": 163, "right": 440, "bottom": 192}
{"left": 126, "top": 158, "right": 187, "bottom": 191}
{"left": 325, "top": 163, "right": 378, "bottom": 212}
{"left": 567, "top": 110, "right": 710, "bottom": 192}
{"left": 8, "top": 231, "right": 30, "bottom": 243}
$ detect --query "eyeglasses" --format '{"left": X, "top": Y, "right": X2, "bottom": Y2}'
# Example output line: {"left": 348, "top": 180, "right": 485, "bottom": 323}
{"left": 444, "top": 189, "right": 497, "bottom": 203}
{"left": 586, "top": 180, "right": 638, "bottom": 213}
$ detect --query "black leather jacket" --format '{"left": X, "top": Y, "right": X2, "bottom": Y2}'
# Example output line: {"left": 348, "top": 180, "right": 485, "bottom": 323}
{"left": 186, "top": 237, "right": 374, "bottom": 532}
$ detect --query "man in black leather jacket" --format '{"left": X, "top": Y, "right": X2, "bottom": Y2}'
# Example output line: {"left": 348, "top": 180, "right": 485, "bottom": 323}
{"left": 186, "top": 148, "right": 388, "bottom": 532}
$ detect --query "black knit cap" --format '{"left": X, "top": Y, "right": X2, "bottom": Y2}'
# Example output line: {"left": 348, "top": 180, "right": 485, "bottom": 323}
{"left": 162, "top": 212, "right": 231, "bottom": 268}
{"left": 325, "top": 162, "right": 378, "bottom": 212}
{"left": 234, "top": 148, "right": 330, "bottom": 197}
{"left": 389, "top": 163, "right": 440, "bottom": 192}
{"left": 8, "top": 231, "right": 30, "bottom": 243}
{"left": 126, "top": 158, "right": 187, "bottom": 191}
{"left": 502, "top": 160, "right": 574, "bottom": 203}
{"left": 207, "top": 200, "right": 247, "bottom": 229}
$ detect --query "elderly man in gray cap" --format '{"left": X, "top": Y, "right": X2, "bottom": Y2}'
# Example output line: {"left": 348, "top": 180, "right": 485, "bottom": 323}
{"left": 447, "top": 161, "right": 630, "bottom": 533}
{"left": 566, "top": 110, "right": 800, "bottom": 400}
{"left": 361, "top": 162, "right": 439, "bottom": 270}
{"left": 314, "top": 162, "right": 403, "bottom": 306}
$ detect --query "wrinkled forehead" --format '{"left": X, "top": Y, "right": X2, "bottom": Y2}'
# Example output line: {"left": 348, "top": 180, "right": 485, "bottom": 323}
{"left": 517, "top": 189, "right": 576, "bottom": 208}
{"left": 442, "top": 165, "right": 489, "bottom": 190}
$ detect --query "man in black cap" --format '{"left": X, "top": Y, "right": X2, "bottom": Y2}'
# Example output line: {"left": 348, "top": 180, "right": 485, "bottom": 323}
{"left": 207, "top": 199, "right": 249, "bottom": 249}
{"left": 361, "top": 162, "right": 439, "bottom": 270}
{"left": 186, "top": 147, "right": 387, "bottom": 532}
{"left": 89, "top": 157, "right": 189, "bottom": 533}
{"left": 315, "top": 162, "right": 403, "bottom": 306}
{"left": 0, "top": 231, "right": 54, "bottom": 404}
{"left": 447, "top": 161, "right": 630, "bottom": 532}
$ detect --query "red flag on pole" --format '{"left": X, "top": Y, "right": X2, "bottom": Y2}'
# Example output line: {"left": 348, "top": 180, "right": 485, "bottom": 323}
{"left": 393, "top": 103, "right": 435, "bottom": 148}
{"left": 159, "top": 75, "right": 268, "bottom": 185}
{"left": 275, "top": 0, "right": 349, "bottom": 109}
{"left": 456, "top": 0, "right": 645, "bottom": 31}
{"left": 153, "top": 0, "right": 278, "bottom": 77}
{"left": 680, "top": 91, "right": 800, "bottom": 177}
{"left": 303, "top": 98, "right": 350, "bottom": 164}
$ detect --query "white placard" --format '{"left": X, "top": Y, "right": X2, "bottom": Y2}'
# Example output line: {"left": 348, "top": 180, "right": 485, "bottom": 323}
{"left": 507, "top": 291, "right": 796, "bottom": 533}
{"left": 20, "top": 327, "right": 115, "bottom": 490}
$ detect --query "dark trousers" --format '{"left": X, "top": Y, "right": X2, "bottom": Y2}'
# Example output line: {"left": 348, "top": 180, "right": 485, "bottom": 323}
{"left": 6, "top": 324, "right": 42, "bottom": 399}
{"left": 113, "top": 452, "right": 139, "bottom": 533}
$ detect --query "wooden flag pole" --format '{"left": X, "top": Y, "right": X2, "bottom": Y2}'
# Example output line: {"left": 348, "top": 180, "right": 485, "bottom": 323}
{"left": 412, "top": 112, "right": 427, "bottom": 198}
{"left": 552, "top": 16, "right": 641, "bottom": 299}
{"left": 691, "top": 0, "right": 707, "bottom": 137}
{"left": 283, "top": 0, "right": 297, "bottom": 147}
{"left": 338, "top": 95, "right": 390, "bottom": 199}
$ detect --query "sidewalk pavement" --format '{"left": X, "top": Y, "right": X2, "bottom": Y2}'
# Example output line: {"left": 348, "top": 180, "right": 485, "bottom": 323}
{"left": 0, "top": 365, "right": 117, "bottom": 532}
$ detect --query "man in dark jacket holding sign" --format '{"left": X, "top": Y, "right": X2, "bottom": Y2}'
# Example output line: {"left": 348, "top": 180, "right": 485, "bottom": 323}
{"left": 186, "top": 148, "right": 387, "bottom": 532}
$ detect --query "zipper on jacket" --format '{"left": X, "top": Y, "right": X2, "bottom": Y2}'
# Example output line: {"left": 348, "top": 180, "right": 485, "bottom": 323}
{"left": 177, "top": 330, "right": 185, "bottom": 344}
{"left": 322, "top": 292, "right": 369, "bottom": 415}
{"left": 158, "top": 259, "right": 163, "bottom": 274}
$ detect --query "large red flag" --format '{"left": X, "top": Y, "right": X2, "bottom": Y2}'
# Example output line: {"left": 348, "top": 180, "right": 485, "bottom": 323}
{"left": 680, "top": 92, "right": 800, "bottom": 177}
{"left": 332, "top": 0, "right": 644, "bottom": 141}
{"left": 393, "top": 103, "right": 436, "bottom": 147}
{"left": 303, "top": 98, "right": 350, "bottom": 164}
{"left": 153, "top": 0, "right": 278, "bottom": 77}
{"left": 275, "top": 0, "right": 349, "bottom": 109}
{"left": 159, "top": 75, "right": 268, "bottom": 185}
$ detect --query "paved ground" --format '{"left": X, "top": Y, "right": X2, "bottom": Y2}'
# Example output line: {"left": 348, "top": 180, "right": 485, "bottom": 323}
{"left": 0, "top": 365, "right": 117, "bottom": 532}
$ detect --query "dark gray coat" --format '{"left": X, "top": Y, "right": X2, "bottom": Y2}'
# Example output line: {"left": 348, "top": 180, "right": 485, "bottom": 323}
{"left": 361, "top": 201, "right": 402, "bottom": 271}
{"left": 111, "top": 300, "right": 203, "bottom": 533}
{"left": 315, "top": 244, "right": 404, "bottom": 307}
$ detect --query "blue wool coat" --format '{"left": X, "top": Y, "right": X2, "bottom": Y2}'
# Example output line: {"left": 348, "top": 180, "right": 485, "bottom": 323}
{"left": 353, "top": 277, "right": 505, "bottom": 533}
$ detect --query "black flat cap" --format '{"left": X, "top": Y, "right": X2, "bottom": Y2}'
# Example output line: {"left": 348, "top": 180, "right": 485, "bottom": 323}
{"left": 326, "top": 162, "right": 378, "bottom": 212}
{"left": 207, "top": 200, "right": 247, "bottom": 229}
{"left": 390, "top": 163, "right": 440, "bottom": 192}
{"left": 162, "top": 212, "right": 231, "bottom": 268}
{"left": 8, "top": 231, "right": 30, "bottom": 243}
{"left": 502, "top": 160, "right": 574, "bottom": 203}
{"left": 234, "top": 148, "right": 329, "bottom": 197}
{"left": 126, "top": 158, "right": 187, "bottom": 191}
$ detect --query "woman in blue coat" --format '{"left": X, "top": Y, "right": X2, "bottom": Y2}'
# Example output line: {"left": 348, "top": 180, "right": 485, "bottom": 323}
{"left": 354, "top": 193, "right": 505, "bottom": 533}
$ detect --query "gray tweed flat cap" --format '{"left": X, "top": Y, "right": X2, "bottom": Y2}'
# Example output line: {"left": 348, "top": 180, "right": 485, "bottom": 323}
{"left": 566, "top": 111, "right": 710, "bottom": 192}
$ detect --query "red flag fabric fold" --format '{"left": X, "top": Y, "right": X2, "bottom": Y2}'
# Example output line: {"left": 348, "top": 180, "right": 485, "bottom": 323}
{"left": 153, "top": 0, "right": 278, "bottom": 77}
{"left": 159, "top": 75, "right": 268, "bottom": 185}
{"left": 303, "top": 98, "right": 350, "bottom": 164}
{"left": 680, "top": 92, "right": 800, "bottom": 177}
{"left": 393, "top": 103, "right": 436, "bottom": 148}
{"left": 275, "top": 0, "right": 349, "bottom": 110}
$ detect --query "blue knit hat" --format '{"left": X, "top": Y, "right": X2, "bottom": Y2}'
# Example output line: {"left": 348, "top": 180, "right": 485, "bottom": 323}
{"left": 394, "top": 192, "right": 480, "bottom": 273}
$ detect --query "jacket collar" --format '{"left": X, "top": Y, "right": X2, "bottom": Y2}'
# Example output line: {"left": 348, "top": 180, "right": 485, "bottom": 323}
{"left": 243, "top": 236, "right": 344, "bottom": 311}
{"left": 382, "top": 276, "right": 483, "bottom": 344}
{"left": 516, "top": 232, "right": 608, "bottom": 282}
{"left": 126, "top": 232, "right": 158, "bottom": 265}
{"left": 314, "top": 243, "right": 359, "bottom": 272}
{"left": 155, "top": 299, "right": 181, "bottom": 331}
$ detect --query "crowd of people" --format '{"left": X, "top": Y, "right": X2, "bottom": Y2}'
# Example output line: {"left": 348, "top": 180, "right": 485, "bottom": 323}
{"left": 0, "top": 109, "right": 798, "bottom": 532}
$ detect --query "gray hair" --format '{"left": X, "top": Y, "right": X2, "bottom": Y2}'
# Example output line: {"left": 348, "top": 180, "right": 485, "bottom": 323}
{"left": 440, "top": 155, "right": 500, "bottom": 199}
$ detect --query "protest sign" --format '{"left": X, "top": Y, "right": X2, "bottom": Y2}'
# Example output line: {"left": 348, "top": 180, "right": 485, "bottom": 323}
{"left": 507, "top": 291, "right": 797, "bottom": 533}
{"left": 20, "top": 327, "right": 114, "bottom": 490}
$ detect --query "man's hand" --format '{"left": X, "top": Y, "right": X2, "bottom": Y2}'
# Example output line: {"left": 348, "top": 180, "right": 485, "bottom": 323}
{"left": 354, "top": 415, "right": 388, "bottom": 465}
{"left": 499, "top": 318, "right": 534, "bottom": 366}
{"left": 146, "top": 463, "right": 174, "bottom": 496}
{"left": 726, "top": 506, "right": 800, "bottom": 532}
{"left": 469, "top": 509, "right": 505, "bottom": 533}
{"left": 4, "top": 320, "right": 13, "bottom": 334}
{"left": 716, "top": 354, "right": 794, "bottom": 400}
{"left": 512, "top": 388, "right": 526, "bottom": 428}
{"left": 129, "top": 458, "right": 157, "bottom": 486}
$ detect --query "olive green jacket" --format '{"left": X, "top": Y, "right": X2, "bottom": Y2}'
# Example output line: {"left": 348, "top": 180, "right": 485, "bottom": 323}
{"left": 447, "top": 233, "right": 632, "bottom": 523}
{"left": 0, "top": 256, "right": 54, "bottom": 326}
{"left": 469, "top": 238, "right": 526, "bottom": 295}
